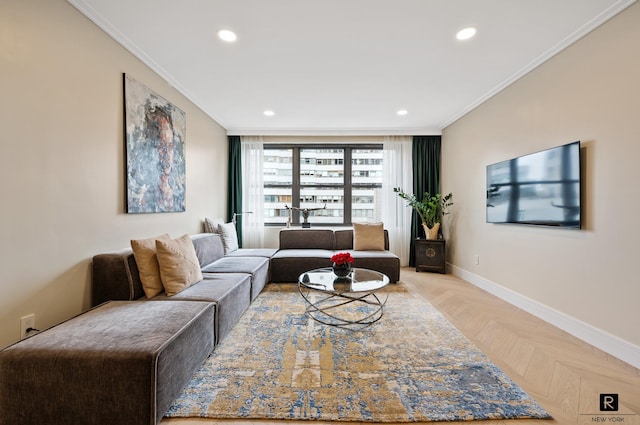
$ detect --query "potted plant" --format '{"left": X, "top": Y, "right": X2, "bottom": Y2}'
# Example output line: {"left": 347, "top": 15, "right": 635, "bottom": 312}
{"left": 394, "top": 187, "right": 453, "bottom": 239}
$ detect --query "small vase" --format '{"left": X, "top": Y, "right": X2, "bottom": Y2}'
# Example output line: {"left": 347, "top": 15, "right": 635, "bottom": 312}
{"left": 332, "top": 262, "right": 351, "bottom": 278}
{"left": 422, "top": 222, "right": 440, "bottom": 240}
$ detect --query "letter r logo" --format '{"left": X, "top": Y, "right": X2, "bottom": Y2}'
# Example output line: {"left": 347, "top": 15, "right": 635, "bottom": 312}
{"left": 600, "top": 394, "right": 618, "bottom": 411}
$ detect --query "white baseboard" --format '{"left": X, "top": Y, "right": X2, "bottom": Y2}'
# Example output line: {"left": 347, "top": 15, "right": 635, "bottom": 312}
{"left": 449, "top": 264, "right": 640, "bottom": 370}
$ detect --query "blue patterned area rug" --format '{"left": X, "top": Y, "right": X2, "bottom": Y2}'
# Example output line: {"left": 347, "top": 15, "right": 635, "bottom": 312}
{"left": 165, "top": 283, "right": 552, "bottom": 422}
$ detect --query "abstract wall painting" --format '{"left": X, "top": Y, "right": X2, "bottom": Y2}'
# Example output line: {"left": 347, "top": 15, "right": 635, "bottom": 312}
{"left": 124, "top": 74, "right": 186, "bottom": 213}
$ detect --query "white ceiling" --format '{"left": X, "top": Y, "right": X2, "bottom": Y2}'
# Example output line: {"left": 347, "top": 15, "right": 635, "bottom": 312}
{"left": 68, "top": 0, "right": 634, "bottom": 135}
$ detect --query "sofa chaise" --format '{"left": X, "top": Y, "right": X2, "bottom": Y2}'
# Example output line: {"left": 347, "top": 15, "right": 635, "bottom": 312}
{"left": 270, "top": 228, "right": 400, "bottom": 283}
{"left": 0, "top": 300, "right": 215, "bottom": 425}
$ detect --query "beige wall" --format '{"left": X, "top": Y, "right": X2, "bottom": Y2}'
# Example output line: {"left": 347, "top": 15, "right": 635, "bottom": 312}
{"left": 442, "top": 2, "right": 640, "bottom": 350}
{"left": 0, "top": 0, "right": 227, "bottom": 348}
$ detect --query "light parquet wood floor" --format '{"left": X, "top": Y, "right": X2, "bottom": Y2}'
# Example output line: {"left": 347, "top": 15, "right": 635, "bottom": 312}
{"left": 162, "top": 267, "right": 640, "bottom": 425}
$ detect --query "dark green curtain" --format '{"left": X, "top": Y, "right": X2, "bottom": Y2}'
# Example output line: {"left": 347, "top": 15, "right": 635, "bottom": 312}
{"left": 227, "top": 136, "right": 243, "bottom": 247}
{"left": 409, "top": 135, "right": 441, "bottom": 266}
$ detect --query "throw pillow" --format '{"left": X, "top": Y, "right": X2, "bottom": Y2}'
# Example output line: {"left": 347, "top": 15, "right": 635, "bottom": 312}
{"left": 353, "top": 222, "right": 385, "bottom": 251}
{"left": 130, "top": 233, "right": 171, "bottom": 299}
{"left": 203, "top": 217, "right": 224, "bottom": 234}
{"left": 156, "top": 234, "right": 204, "bottom": 296}
{"left": 218, "top": 222, "right": 239, "bottom": 253}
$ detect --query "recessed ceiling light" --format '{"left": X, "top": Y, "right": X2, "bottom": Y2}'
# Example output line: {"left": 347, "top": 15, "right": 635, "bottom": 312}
{"left": 456, "top": 27, "right": 477, "bottom": 41}
{"left": 217, "top": 29, "right": 237, "bottom": 42}
{"left": 263, "top": 110, "right": 275, "bottom": 117}
{"left": 397, "top": 109, "right": 408, "bottom": 116}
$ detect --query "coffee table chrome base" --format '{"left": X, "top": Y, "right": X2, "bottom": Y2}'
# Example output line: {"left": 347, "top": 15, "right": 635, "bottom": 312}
{"left": 298, "top": 284, "right": 388, "bottom": 330}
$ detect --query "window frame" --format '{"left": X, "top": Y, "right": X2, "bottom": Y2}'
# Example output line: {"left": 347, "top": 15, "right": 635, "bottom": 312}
{"left": 263, "top": 143, "right": 383, "bottom": 226}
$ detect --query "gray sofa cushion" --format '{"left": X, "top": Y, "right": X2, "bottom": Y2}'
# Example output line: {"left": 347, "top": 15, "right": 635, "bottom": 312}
{"left": 201, "top": 256, "right": 270, "bottom": 301}
{"left": 191, "top": 233, "right": 225, "bottom": 267}
{"left": 150, "top": 273, "right": 251, "bottom": 344}
{"left": 92, "top": 249, "right": 145, "bottom": 305}
{"left": 271, "top": 248, "right": 335, "bottom": 261}
{"left": 0, "top": 300, "right": 214, "bottom": 425}
{"left": 348, "top": 250, "right": 400, "bottom": 282}
{"left": 279, "top": 229, "right": 334, "bottom": 249}
{"left": 224, "top": 248, "right": 278, "bottom": 258}
{"left": 270, "top": 249, "right": 335, "bottom": 283}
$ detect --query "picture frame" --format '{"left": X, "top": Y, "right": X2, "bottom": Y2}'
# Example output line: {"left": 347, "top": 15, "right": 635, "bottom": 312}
{"left": 124, "top": 74, "right": 186, "bottom": 213}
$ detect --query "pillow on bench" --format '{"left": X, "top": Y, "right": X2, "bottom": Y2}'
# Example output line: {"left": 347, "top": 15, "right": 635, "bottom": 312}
{"left": 353, "top": 222, "right": 385, "bottom": 251}
{"left": 130, "top": 233, "right": 170, "bottom": 298}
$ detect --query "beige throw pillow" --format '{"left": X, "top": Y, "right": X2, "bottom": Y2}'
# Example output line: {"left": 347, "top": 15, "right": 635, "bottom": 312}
{"left": 156, "top": 234, "right": 204, "bottom": 296}
{"left": 353, "top": 222, "right": 385, "bottom": 251}
{"left": 130, "top": 233, "right": 171, "bottom": 299}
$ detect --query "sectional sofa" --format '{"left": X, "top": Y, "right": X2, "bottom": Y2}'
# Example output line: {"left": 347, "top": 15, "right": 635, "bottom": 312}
{"left": 92, "top": 232, "right": 276, "bottom": 342}
{"left": 0, "top": 227, "right": 400, "bottom": 425}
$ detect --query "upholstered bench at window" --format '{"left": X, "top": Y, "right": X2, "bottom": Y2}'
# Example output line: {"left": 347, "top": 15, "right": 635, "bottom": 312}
{"left": 0, "top": 300, "right": 215, "bottom": 425}
{"left": 270, "top": 227, "right": 400, "bottom": 283}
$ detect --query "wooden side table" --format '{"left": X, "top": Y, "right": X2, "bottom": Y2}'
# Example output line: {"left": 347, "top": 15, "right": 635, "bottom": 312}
{"left": 415, "top": 239, "right": 446, "bottom": 273}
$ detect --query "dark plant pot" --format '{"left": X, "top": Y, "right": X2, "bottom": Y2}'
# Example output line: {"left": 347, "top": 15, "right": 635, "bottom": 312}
{"left": 332, "top": 262, "right": 352, "bottom": 278}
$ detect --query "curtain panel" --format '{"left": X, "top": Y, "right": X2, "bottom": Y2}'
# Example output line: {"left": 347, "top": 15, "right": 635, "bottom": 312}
{"left": 240, "top": 136, "right": 265, "bottom": 248}
{"left": 381, "top": 136, "right": 413, "bottom": 266}
{"left": 410, "top": 136, "right": 441, "bottom": 267}
{"left": 227, "top": 136, "right": 243, "bottom": 246}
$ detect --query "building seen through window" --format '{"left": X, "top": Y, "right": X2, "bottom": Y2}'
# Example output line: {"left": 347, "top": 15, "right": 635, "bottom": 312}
{"left": 263, "top": 145, "right": 383, "bottom": 225}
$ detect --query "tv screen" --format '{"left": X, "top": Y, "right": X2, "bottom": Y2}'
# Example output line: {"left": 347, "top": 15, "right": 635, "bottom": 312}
{"left": 486, "top": 141, "right": 581, "bottom": 228}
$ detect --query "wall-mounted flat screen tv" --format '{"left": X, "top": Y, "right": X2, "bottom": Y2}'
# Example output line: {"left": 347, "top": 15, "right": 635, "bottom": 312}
{"left": 486, "top": 141, "right": 581, "bottom": 228}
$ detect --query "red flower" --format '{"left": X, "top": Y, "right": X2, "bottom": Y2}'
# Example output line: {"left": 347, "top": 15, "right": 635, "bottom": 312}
{"left": 331, "top": 252, "right": 354, "bottom": 265}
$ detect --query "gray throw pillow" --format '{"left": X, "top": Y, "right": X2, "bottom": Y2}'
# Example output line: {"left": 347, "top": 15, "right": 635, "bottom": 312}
{"left": 204, "top": 217, "right": 224, "bottom": 234}
{"left": 218, "top": 222, "right": 239, "bottom": 253}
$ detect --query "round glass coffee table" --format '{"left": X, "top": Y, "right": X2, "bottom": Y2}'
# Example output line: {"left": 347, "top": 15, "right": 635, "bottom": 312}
{"left": 298, "top": 267, "right": 390, "bottom": 329}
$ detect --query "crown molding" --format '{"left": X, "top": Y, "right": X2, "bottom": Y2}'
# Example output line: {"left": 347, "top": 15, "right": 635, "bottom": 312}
{"left": 226, "top": 127, "right": 442, "bottom": 136}
{"left": 66, "top": 0, "right": 226, "bottom": 125}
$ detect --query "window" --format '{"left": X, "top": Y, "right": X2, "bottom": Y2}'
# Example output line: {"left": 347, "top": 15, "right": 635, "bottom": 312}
{"left": 263, "top": 145, "right": 383, "bottom": 225}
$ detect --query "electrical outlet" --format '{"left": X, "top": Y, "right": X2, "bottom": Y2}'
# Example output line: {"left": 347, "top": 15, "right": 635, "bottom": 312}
{"left": 474, "top": 255, "right": 480, "bottom": 265}
{"left": 20, "top": 314, "right": 35, "bottom": 339}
